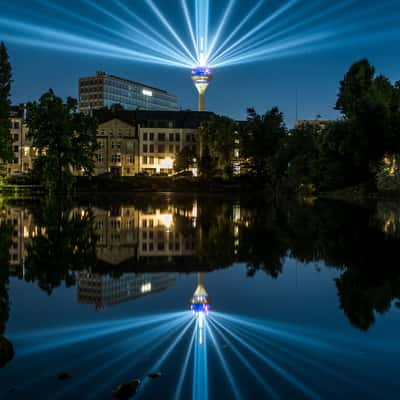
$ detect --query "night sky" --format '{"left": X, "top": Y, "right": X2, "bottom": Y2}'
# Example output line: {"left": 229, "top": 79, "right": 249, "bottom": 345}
{"left": 1, "top": 0, "right": 400, "bottom": 126}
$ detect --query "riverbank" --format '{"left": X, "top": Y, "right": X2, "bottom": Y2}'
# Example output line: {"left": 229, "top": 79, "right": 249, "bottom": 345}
{"left": 74, "top": 175, "right": 267, "bottom": 194}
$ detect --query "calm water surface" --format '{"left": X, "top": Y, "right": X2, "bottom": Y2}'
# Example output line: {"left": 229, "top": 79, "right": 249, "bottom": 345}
{"left": 0, "top": 195, "right": 399, "bottom": 399}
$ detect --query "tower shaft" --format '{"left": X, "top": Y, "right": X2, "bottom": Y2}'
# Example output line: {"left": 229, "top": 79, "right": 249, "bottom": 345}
{"left": 198, "top": 92, "right": 205, "bottom": 112}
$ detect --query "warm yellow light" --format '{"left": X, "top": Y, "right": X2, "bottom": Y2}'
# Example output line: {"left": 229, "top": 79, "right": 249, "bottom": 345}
{"left": 159, "top": 157, "right": 174, "bottom": 170}
{"left": 158, "top": 213, "right": 173, "bottom": 229}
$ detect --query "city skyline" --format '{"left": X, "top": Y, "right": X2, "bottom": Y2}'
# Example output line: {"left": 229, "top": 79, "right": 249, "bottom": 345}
{"left": 1, "top": 0, "right": 399, "bottom": 126}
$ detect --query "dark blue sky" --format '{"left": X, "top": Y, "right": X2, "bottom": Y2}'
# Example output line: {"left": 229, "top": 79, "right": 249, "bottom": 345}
{"left": 1, "top": 0, "right": 400, "bottom": 126}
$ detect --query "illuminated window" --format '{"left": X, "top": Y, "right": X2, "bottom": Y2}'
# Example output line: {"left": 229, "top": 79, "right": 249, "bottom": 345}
{"left": 111, "top": 154, "right": 121, "bottom": 163}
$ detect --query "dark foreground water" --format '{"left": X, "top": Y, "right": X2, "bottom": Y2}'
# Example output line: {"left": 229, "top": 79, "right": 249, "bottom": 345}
{"left": 0, "top": 194, "right": 399, "bottom": 399}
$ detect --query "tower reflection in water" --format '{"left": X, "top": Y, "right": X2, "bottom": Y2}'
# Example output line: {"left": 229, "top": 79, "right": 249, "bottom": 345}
{"left": 190, "top": 272, "right": 210, "bottom": 346}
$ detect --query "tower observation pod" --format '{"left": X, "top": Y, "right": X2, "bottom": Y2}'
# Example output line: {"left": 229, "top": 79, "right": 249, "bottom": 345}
{"left": 190, "top": 272, "right": 210, "bottom": 314}
{"left": 191, "top": 67, "right": 212, "bottom": 112}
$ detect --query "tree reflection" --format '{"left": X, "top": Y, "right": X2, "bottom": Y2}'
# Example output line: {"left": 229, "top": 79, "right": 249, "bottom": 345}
{"left": 2, "top": 194, "right": 400, "bottom": 331}
{"left": 25, "top": 197, "right": 98, "bottom": 295}
{"left": 0, "top": 219, "right": 14, "bottom": 367}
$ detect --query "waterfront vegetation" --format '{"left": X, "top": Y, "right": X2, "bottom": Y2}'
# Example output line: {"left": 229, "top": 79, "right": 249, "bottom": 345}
{"left": 1, "top": 39, "right": 400, "bottom": 198}
{"left": 198, "top": 59, "right": 400, "bottom": 196}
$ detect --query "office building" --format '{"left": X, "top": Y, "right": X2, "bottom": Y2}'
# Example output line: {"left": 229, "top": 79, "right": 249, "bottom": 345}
{"left": 77, "top": 272, "right": 176, "bottom": 310}
{"left": 79, "top": 71, "right": 179, "bottom": 113}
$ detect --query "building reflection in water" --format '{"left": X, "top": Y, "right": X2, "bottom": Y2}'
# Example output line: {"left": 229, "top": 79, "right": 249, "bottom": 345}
{"left": 77, "top": 272, "right": 176, "bottom": 310}
{"left": 2, "top": 197, "right": 400, "bottom": 332}
{"left": 0, "top": 201, "right": 200, "bottom": 309}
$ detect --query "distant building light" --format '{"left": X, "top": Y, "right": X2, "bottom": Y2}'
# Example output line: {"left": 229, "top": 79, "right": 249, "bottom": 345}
{"left": 141, "top": 283, "right": 152, "bottom": 293}
{"left": 142, "top": 89, "right": 153, "bottom": 97}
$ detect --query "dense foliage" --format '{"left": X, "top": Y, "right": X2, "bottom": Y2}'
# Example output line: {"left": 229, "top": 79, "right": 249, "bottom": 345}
{"left": 27, "top": 90, "right": 99, "bottom": 193}
{"left": 198, "top": 59, "right": 400, "bottom": 193}
{"left": 0, "top": 42, "right": 13, "bottom": 164}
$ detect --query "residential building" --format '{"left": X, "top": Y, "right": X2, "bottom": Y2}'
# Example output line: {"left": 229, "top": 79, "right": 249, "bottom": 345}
{"left": 79, "top": 71, "right": 179, "bottom": 113}
{"left": 93, "top": 110, "right": 213, "bottom": 176}
{"left": 4, "top": 107, "right": 213, "bottom": 177}
{"left": 6, "top": 105, "right": 35, "bottom": 175}
{"left": 135, "top": 111, "right": 208, "bottom": 174}
{"left": 294, "top": 119, "right": 333, "bottom": 132}
{"left": 94, "top": 112, "right": 140, "bottom": 176}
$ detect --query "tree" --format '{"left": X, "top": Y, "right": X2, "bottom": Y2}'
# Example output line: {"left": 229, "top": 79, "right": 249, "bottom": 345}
{"left": 174, "top": 145, "right": 196, "bottom": 172}
{"left": 198, "top": 116, "right": 236, "bottom": 178}
{"left": 333, "top": 60, "right": 400, "bottom": 185}
{"left": 285, "top": 124, "right": 320, "bottom": 191}
{"left": 0, "top": 42, "right": 13, "bottom": 164}
{"left": 336, "top": 59, "right": 375, "bottom": 119}
{"left": 240, "top": 107, "right": 288, "bottom": 188}
{"left": 110, "top": 103, "right": 124, "bottom": 113}
{"left": 27, "top": 90, "right": 99, "bottom": 193}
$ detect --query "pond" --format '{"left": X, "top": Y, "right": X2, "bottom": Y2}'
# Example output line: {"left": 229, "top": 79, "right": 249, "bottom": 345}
{"left": 0, "top": 194, "right": 399, "bottom": 399}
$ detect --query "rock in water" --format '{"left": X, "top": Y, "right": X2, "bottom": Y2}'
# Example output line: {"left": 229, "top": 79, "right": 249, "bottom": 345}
{"left": 0, "top": 336, "right": 14, "bottom": 368}
{"left": 57, "top": 372, "right": 72, "bottom": 381}
{"left": 147, "top": 372, "right": 162, "bottom": 379}
{"left": 113, "top": 379, "right": 141, "bottom": 399}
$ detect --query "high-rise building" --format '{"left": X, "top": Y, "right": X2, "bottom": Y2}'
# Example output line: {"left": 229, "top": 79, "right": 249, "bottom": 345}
{"left": 79, "top": 71, "right": 179, "bottom": 113}
{"left": 77, "top": 272, "right": 177, "bottom": 310}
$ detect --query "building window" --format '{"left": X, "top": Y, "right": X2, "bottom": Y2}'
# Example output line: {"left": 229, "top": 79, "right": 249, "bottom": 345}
{"left": 127, "top": 142, "right": 134, "bottom": 151}
{"left": 186, "top": 134, "right": 191, "bottom": 142}
{"left": 143, "top": 144, "right": 148, "bottom": 153}
{"left": 169, "top": 133, "right": 174, "bottom": 141}
{"left": 127, "top": 154, "right": 134, "bottom": 164}
{"left": 175, "top": 133, "right": 180, "bottom": 141}
{"left": 111, "top": 154, "right": 121, "bottom": 163}
{"left": 158, "top": 133, "right": 165, "bottom": 141}
{"left": 96, "top": 153, "right": 104, "bottom": 163}
{"left": 13, "top": 134, "right": 19, "bottom": 141}
{"left": 13, "top": 146, "right": 18, "bottom": 153}
{"left": 175, "top": 145, "right": 180, "bottom": 153}
{"left": 143, "top": 133, "right": 148, "bottom": 141}
{"left": 143, "top": 156, "right": 148, "bottom": 164}
{"left": 149, "top": 156, "right": 154, "bottom": 165}
{"left": 149, "top": 144, "right": 154, "bottom": 153}
{"left": 98, "top": 141, "right": 105, "bottom": 149}
{"left": 149, "top": 133, "right": 154, "bottom": 140}
{"left": 158, "top": 144, "right": 165, "bottom": 153}
{"left": 13, "top": 121, "right": 20, "bottom": 129}
{"left": 169, "top": 145, "right": 174, "bottom": 153}
{"left": 112, "top": 141, "right": 121, "bottom": 150}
